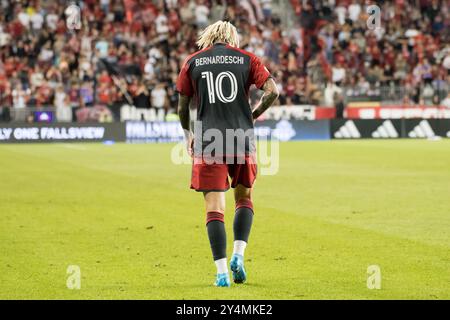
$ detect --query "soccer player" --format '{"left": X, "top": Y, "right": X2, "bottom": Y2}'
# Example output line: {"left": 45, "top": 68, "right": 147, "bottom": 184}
{"left": 176, "top": 21, "right": 279, "bottom": 287}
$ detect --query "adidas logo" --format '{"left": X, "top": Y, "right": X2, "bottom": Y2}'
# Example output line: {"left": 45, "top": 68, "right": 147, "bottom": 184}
{"left": 334, "top": 120, "right": 361, "bottom": 139}
{"left": 408, "top": 120, "right": 435, "bottom": 138}
{"left": 372, "top": 120, "right": 399, "bottom": 138}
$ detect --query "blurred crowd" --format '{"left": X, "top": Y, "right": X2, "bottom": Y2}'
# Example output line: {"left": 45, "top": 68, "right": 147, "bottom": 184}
{"left": 0, "top": 0, "right": 449, "bottom": 123}
{"left": 289, "top": 0, "right": 450, "bottom": 107}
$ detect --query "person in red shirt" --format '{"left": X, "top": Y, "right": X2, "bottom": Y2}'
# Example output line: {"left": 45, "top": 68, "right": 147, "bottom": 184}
{"left": 177, "top": 21, "right": 279, "bottom": 287}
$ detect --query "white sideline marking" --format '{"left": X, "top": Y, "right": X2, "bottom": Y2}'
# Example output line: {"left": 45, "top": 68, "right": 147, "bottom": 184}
{"left": 60, "top": 144, "right": 87, "bottom": 150}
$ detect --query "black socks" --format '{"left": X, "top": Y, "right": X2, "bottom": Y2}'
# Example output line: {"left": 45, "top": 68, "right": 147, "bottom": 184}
{"left": 206, "top": 211, "right": 227, "bottom": 261}
{"left": 233, "top": 206, "right": 254, "bottom": 243}
{"left": 205, "top": 197, "right": 254, "bottom": 262}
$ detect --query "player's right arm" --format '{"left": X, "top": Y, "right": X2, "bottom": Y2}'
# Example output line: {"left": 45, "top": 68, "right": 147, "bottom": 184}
{"left": 176, "top": 57, "right": 194, "bottom": 156}
{"left": 177, "top": 93, "right": 193, "bottom": 156}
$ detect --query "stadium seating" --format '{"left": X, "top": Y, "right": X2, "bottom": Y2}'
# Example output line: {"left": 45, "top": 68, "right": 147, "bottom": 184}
{"left": 0, "top": 0, "right": 448, "bottom": 123}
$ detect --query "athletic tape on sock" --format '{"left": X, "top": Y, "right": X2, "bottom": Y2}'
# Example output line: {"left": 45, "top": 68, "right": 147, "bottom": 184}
{"left": 235, "top": 198, "right": 253, "bottom": 212}
{"left": 206, "top": 211, "right": 225, "bottom": 224}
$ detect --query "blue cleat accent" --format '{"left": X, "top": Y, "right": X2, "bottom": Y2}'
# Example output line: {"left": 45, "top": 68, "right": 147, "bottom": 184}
{"left": 230, "top": 254, "right": 247, "bottom": 284}
{"left": 215, "top": 273, "right": 231, "bottom": 287}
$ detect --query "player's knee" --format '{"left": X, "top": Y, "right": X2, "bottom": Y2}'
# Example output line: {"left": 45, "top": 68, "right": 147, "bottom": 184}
{"left": 205, "top": 210, "right": 225, "bottom": 225}
{"left": 235, "top": 197, "right": 253, "bottom": 212}
{"left": 235, "top": 186, "right": 253, "bottom": 210}
{"left": 205, "top": 202, "right": 225, "bottom": 216}
{"left": 204, "top": 196, "right": 225, "bottom": 225}
{"left": 204, "top": 192, "right": 226, "bottom": 213}
{"left": 205, "top": 204, "right": 225, "bottom": 214}
{"left": 234, "top": 185, "right": 252, "bottom": 201}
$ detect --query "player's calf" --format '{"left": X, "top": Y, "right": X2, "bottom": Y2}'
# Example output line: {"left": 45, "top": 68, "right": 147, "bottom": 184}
{"left": 206, "top": 210, "right": 230, "bottom": 287}
{"left": 231, "top": 197, "right": 254, "bottom": 283}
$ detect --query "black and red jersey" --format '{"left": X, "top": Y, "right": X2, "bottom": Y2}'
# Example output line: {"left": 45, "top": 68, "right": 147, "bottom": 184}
{"left": 176, "top": 43, "right": 271, "bottom": 157}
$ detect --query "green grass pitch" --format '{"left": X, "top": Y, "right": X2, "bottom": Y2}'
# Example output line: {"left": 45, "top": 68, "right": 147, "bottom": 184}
{"left": 0, "top": 140, "right": 449, "bottom": 299}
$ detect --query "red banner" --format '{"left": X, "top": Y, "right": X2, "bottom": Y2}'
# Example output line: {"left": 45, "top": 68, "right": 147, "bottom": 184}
{"left": 315, "top": 107, "right": 336, "bottom": 119}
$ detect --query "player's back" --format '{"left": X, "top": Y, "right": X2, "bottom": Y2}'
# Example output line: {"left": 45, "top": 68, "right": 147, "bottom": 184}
{"left": 178, "top": 43, "right": 270, "bottom": 133}
{"left": 177, "top": 43, "right": 270, "bottom": 156}
{"left": 190, "top": 43, "right": 253, "bottom": 133}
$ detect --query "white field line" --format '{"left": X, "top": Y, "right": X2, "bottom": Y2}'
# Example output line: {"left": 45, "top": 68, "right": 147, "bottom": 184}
{"left": 60, "top": 144, "right": 87, "bottom": 150}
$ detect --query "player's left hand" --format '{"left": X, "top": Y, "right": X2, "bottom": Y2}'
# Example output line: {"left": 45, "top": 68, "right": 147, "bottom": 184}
{"left": 187, "top": 138, "right": 194, "bottom": 158}
{"left": 183, "top": 130, "right": 194, "bottom": 158}
{"left": 186, "top": 134, "right": 194, "bottom": 158}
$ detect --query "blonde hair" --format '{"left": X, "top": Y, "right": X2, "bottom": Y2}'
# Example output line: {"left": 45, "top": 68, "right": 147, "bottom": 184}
{"left": 196, "top": 21, "right": 240, "bottom": 49}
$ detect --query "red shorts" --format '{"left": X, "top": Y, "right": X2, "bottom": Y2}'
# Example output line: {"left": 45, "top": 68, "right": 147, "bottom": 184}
{"left": 191, "top": 156, "right": 257, "bottom": 192}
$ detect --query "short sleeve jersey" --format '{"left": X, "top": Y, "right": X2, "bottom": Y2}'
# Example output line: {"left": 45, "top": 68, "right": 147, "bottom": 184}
{"left": 176, "top": 43, "right": 271, "bottom": 156}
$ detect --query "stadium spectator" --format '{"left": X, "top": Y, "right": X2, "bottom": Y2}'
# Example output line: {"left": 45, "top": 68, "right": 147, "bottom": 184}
{"left": 12, "top": 84, "right": 29, "bottom": 109}
{"left": 195, "top": 0, "right": 210, "bottom": 28}
{"left": 134, "top": 83, "right": 151, "bottom": 109}
{"left": 260, "top": 0, "right": 272, "bottom": 20}
{"left": 442, "top": 92, "right": 450, "bottom": 108}
{"left": 324, "top": 81, "right": 342, "bottom": 107}
{"left": 151, "top": 83, "right": 167, "bottom": 111}
{"left": 55, "top": 85, "right": 72, "bottom": 122}
{"left": 334, "top": 92, "right": 345, "bottom": 119}
{"left": 0, "top": 0, "right": 448, "bottom": 124}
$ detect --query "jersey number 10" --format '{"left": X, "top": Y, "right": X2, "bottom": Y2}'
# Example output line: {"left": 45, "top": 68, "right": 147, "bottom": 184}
{"left": 201, "top": 71, "right": 238, "bottom": 104}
